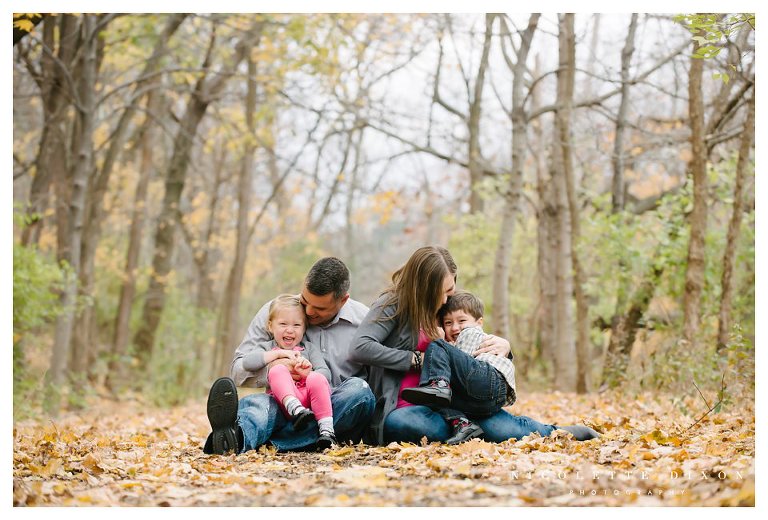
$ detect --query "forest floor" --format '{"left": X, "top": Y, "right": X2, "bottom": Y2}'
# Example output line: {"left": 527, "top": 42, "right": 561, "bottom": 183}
{"left": 13, "top": 389, "right": 755, "bottom": 507}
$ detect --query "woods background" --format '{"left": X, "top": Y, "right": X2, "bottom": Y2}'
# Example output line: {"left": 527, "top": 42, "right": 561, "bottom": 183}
{"left": 12, "top": 13, "right": 755, "bottom": 420}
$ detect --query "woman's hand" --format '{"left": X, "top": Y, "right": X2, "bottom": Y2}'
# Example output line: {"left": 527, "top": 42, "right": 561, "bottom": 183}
{"left": 474, "top": 334, "right": 511, "bottom": 358}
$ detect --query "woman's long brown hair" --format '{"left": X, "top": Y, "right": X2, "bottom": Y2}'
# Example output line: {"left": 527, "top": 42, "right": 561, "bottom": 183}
{"left": 381, "top": 245, "right": 457, "bottom": 340}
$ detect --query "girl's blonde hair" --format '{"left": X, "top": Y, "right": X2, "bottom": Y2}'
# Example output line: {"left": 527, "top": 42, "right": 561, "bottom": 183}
{"left": 381, "top": 245, "right": 457, "bottom": 340}
{"left": 267, "top": 294, "right": 306, "bottom": 336}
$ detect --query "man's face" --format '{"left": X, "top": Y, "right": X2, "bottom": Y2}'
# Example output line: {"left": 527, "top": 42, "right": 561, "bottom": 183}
{"left": 442, "top": 310, "right": 483, "bottom": 342}
{"left": 300, "top": 287, "right": 348, "bottom": 326}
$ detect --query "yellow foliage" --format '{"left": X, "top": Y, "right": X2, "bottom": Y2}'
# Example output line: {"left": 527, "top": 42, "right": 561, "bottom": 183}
{"left": 369, "top": 190, "right": 400, "bottom": 225}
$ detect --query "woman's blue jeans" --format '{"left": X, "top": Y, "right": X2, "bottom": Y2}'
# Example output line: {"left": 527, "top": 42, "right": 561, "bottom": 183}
{"left": 383, "top": 405, "right": 556, "bottom": 444}
{"left": 237, "top": 377, "right": 375, "bottom": 452}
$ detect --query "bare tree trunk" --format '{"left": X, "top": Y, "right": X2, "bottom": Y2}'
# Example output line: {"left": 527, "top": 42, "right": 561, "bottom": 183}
{"left": 682, "top": 32, "right": 709, "bottom": 346}
{"left": 132, "top": 95, "right": 210, "bottom": 371}
{"left": 611, "top": 14, "right": 638, "bottom": 212}
{"left": 604, "top": 14, "right": 640, "bottom": 384}
{"left": 431, "top": 14, "right": 494, "bottom": 214}
{"left": 106, "top": 93, "right": 162, "bottom": 392}
{"left": 550, "top": 14, "right": 578, "bottom": 392}
{"left": 44, "top": 14, "right": 97, "bottom": 415}
{"left": 133, "top": 23, "right": 262, "bottom": 372}
{"left": 22, "top": 16, "right": 79, "bottom": 247}
{"left": 717, "top": 85, "right": 755, "bottom": 351}
{"left": 556, "top": 13, "right": 590, "bottom": 393}
{"left": 71, "top": 15, "right": 186, "bottom": 378}
{"left": 344, "top": 127, "right": 365, "bottom": 273}
{"left": 466, "top": 14, "right": 494, "bottom": 213}
{"left": 583, "top": 14, "right": 601, "bottom": 99}
{"left": 532, "top": 53, "right": 556, "bottom": 383}
{"left": 491, "top": 14, "right": 539, "bottom": 340}
{"left": 216, "top": 51, "right": 258, "bottom": 379}
{"left": 195, "top": 156, "right": 226, "bottom": 310}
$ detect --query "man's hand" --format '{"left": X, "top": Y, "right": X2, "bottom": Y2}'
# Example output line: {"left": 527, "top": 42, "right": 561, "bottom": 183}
{"left": 473, "top": 334, "right": 511, "bottom": 358}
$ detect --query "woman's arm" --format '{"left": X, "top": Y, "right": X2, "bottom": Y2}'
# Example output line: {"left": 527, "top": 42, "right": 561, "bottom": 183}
{"left": 349, "top": 297, "right": 413, "bottom": 371}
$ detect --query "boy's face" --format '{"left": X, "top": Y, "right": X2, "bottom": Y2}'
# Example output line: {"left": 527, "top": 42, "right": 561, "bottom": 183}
{"left": 442, "top": 310, "right": 483, "bottom": 342}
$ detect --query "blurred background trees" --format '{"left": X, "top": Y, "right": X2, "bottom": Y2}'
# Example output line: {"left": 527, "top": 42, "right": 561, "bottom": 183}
{"left": 12, "top": 13, "right": 754, "bottom": 418}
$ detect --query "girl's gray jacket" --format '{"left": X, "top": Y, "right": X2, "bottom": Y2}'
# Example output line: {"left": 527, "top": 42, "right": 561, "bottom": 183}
{"left": 349, "top": 294, "right": 418, "bottom": 445}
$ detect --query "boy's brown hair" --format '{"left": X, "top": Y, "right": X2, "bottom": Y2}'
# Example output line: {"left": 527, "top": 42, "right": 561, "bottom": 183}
{"left": 438, "top": 290, "right": 484, "bottom": 322}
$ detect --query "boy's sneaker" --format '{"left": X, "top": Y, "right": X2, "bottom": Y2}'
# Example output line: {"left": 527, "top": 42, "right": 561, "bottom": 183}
{"left": 316, "top": 431, "right": 337, "bottom": 451}
{"left": 557, "top": 424, "right": 600, "bottom": 441}
{"left": 291, "top": 408, "right": 315, "bottom": 430}
{"left": 203, "top": 377, "right": 242, "bottom": 454}
{"left": 446, "top": 418, "right": 484, "bottom": 445}
{"left": 401, "top": 379, "right": 452, "bottom": 408}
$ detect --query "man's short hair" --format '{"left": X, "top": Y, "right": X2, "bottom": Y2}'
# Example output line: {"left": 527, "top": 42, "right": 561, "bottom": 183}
{"left": 438, "top": 290, "right": 484, "bottom": 321}
{"left": 305, "top": 257, "right": 350, "bottom": 300}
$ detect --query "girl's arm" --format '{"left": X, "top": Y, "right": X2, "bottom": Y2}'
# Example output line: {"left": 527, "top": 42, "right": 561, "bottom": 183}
{"left": 232, "top": 341, "right": 298, "bottom": 387}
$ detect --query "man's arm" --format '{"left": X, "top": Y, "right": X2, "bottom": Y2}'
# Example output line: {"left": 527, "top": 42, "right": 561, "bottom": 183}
{"left": 303, "top": 341, "right": 332, "bottom": 383}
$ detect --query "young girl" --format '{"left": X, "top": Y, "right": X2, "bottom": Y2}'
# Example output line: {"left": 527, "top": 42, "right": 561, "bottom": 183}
{"left": 260, "top": 294, "right": 336, "bottom": 449}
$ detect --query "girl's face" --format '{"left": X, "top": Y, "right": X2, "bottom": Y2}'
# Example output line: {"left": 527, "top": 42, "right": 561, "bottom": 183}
{"left": 268, "top": 306, "right": 306, "bottom": 349}
{"left": 440, "top": 273, "right": 456, "bottom": 306}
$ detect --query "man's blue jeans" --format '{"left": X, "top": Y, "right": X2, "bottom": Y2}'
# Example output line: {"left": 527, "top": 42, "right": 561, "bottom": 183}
{"left": 420, "top": 339, "right": 507, "bottom": 417}
{"left": 383, "top": 405, "right": 556, "bottom": 444}
{"left": 237, "top": 377, "right": 375, "bottom": 452}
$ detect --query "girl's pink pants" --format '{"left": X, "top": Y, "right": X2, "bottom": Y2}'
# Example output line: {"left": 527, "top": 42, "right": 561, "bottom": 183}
{"left": 267, "top": 364, "right": 332, "bottom": 420}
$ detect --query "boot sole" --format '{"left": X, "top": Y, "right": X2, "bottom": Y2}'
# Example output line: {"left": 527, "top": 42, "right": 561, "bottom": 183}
{"left": 206, "top": 377, "right": 239, "bottom": 454}
{"left": 400, "top": 387, "right": 451, "bottom": 408}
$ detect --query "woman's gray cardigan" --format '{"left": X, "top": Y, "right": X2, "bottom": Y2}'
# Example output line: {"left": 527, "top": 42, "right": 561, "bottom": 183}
{"left": 349, "top": 295, "right": 418, "bottom": 445}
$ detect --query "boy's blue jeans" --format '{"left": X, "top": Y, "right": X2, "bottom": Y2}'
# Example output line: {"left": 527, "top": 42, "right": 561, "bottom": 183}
{"left": 236, "top": 377, "right": 375, "bottom": 452}
{"left": 420, "top": 339, "right": 508, "bottom": 418}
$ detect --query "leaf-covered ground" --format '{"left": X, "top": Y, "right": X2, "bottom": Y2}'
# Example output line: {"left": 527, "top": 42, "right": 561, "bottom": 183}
{"left": 13, "top": 391, "right": 755, "bottom": 506}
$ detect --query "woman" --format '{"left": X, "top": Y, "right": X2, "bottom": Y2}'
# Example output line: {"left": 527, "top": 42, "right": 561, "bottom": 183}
{"left": 350, "top": 245, "right": 598, "bottom": 445}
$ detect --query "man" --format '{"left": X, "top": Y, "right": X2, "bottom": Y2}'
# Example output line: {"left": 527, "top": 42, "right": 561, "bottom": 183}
{"left": 203, "top": 257, "right": 375, "bottom": 454}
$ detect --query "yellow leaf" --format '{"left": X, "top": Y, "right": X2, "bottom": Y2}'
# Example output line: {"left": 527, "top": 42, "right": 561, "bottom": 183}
{"left": 13, "top": 19, "right": 34, "bottom": 32}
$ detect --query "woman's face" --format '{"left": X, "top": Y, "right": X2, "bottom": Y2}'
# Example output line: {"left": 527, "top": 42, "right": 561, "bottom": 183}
{"left": 440, "top": 273, "right": 456, "bottom": 306}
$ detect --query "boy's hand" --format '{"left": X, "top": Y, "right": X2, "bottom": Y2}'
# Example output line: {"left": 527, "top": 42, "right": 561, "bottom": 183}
{"left": 474, "top": 334, "right": 511, "bottom": 358}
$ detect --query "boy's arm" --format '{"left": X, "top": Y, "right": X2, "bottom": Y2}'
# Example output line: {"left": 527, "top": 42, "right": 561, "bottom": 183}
{"left": 453, "top": 326, "right": 485, "bottom": 356}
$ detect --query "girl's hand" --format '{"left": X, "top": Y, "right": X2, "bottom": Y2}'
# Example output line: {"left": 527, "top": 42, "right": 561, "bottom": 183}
{"left": 291, "top": 357, "right": 312, "bottom": 380}
{"left": 279, "top": 349, "right": 301, "bottom": 360}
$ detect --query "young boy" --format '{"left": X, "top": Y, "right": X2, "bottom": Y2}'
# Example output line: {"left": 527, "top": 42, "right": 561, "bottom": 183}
{"left": 401, "top": 291, "right": 517, "bottom": 444}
